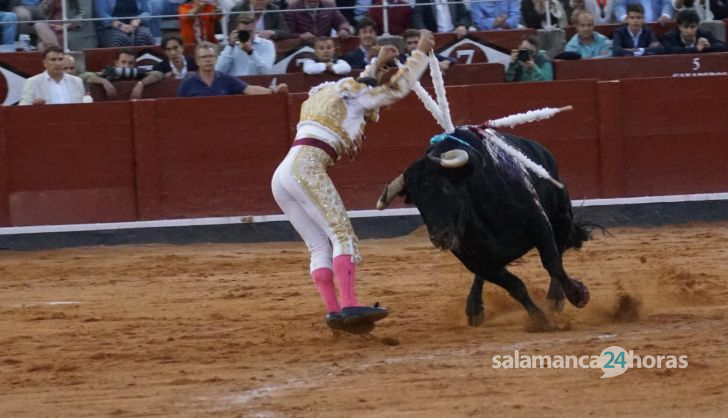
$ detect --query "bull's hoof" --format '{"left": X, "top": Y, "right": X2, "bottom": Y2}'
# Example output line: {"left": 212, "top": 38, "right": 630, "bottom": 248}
{"left": 527, "top": 311, "right": 555, "bottom": 332}
{"left": 467, "top": 311, "right": 485, "bottom": 327}
{"left": 546, "top": 297, "right": 566, "bottom": 313}
{"left": 565, "top": 279, "right": 590, "bottom": 308}
{"left": 527, "top": 318, "right": 556, "bottom": 332}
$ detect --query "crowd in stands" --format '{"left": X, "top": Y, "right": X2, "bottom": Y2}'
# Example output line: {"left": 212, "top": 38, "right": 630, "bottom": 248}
{"left": 1, "top": 0, "right": 727, "bottom": 52}
{"left": 7, "top": 0, "right": 728, "bottom": 103}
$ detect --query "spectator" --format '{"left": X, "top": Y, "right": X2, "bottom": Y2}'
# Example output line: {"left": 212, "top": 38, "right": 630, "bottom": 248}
{"left": 94, "top": 0, "right": 156, "bottom": 47}
{"left": 63, "top": 54, "right": 78, "bottom": 74}
{"left": 564, "top": 10, "right": 612, "bottom": 57}
{"left": 662, "top": 8, "right": 727, "bottom": 52}
{"left": 178, "top": 41, "right": 288, "bottom": 97}
{"left": 471, "top": 0, "right": 521, "bottom": 30}
{"left": 367, "top": 0, "right": 412, "bottom": 35}
{"left": 342, "top": 18, "right": 377, "bottom": 69}
{"left": 303, "top": 36, "right": 352, "bottom": 75}
{"left": 285, "top": 0, "right": 351, "bottom": 42}
{"left": 130, "top": 35, "right": 198, "bottom": 99}
{"left": 505, "top": 35, "right": 553, "bottom": 82}
{"left": 178, "top": 0, "right": 221, "bottom": 44}
{"left": 35, "top": 0, "right": 98, "bottom": 51}
{"left": 522, "top": 0, "right": 570, "bottom": 28}
{"left": 149, "top": 0, "right": 185, "bottom": 41}
{"left": 337, "top": 0, "right": 356, "bottom": 27}
{"left": 570, "top": 0, "right": 616, "bottom": 24}
{"left": 216, "top": 13, "right": 275, "bottom": 76}
{"left": 673, "top": 0, "right": 712, "bottom": 20}
{"left": 614, "top": 0, "right": 672, "bottom": 23}
{"left": 20, "top": 45, "right": 85, "bottom": 105}
{"left": 153, "top": 35, "right": 198, "bottom": 77}
{"left": 412, "top": 0, "right": 470, "bottom": 38}
{"left": 227, "top": 0, "right": 290, "bottom": 40}
{"left": 399, "top": 28, "right": 456, "bottom": 72}
{"left": 0, "top": 0, "right": 17, "bottom": 51}
{"left": 612, "top": 3, "right": 664, "bottom": 55}
{"left": 12, "top": 0, "right": 46, "bottom": 39}
{"left": 81, "top": 48, "right": 146, "bottom": 99}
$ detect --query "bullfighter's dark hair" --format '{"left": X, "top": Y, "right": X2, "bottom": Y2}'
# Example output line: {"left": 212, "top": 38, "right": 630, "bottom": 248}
{"left": 356, "top": 76, "right": 379, "bottom": 87}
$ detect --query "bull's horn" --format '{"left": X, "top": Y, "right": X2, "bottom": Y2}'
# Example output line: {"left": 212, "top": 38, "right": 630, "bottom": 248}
{"left": 438, "top": 149, "right": 469, "bottom": 168}
{"left": 376, "top": 174, "right": 404, "bottom": 210}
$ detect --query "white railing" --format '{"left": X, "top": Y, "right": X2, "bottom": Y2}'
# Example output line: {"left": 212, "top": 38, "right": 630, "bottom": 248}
{"left": 6, "top": 0, "right": 506, "bottom": 52}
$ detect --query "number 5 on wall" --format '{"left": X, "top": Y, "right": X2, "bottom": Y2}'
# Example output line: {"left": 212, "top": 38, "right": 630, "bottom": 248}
{"left": 692, "top": 57, "right": 701, "bottom": 71}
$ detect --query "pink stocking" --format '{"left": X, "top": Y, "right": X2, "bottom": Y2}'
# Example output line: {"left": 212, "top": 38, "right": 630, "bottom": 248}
{"left": 312, "top": 268, "right": 340, "bottom": 313}
{"left": 333, "top": 255, "right": 360, "bottom": 308}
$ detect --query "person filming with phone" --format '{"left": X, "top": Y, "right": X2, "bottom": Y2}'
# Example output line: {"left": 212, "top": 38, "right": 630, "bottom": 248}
{"left": 216, "top": 13, "right": 276, "bottom": 76}
{"left": 505, "top": 35, "right": 553, "bottom": 82}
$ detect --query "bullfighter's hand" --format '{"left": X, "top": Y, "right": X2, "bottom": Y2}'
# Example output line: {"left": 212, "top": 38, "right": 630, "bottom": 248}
{"left": 454, "top": 25, "right": 467, "bottom": 39}
{"left": 377, "top": 45, "right": 399, "bottom": 64}
{"left": 274, "top": 83, "right": 289, "bottom": 94}
{"left": 417, "top": 29, "right": 435, "bottom": 54}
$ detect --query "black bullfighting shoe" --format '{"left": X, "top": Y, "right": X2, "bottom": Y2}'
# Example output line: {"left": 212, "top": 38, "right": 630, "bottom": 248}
{"left": 326, "top": 312, "right": 345, "bottom": 330}
{"left": 340, "top": 305, "right": 389, "bottom": 326}
{"left": 326, "top": 312, "right": 376, "bottom": 334}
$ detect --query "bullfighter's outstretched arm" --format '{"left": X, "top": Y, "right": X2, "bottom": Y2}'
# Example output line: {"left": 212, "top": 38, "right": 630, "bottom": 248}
{"left": 357, "top": 50, "right": 430, "bottom": 111}
{"left": 357, "top": 30, "right": 435, "bottom": 111}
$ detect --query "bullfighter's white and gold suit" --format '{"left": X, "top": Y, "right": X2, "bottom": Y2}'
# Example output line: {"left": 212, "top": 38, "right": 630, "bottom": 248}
{"left": 271, "top": 50, "right": 430, "bottom": 272}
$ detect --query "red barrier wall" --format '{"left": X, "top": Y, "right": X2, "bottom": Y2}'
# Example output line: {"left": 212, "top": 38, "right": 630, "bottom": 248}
{"left": 554, "top": 52, "right": 728, "bottom": 81}
{"left": 618, "top": 77, "right": 728, "bottom": 196}
{"left": 1, "top": 102, "right": 137, "bottom": 226}
{"left": 0, "top": 76, "right": 727, "bottom": 227}
{"left": 132, "top": 93, "right": 291, "bottom": 219}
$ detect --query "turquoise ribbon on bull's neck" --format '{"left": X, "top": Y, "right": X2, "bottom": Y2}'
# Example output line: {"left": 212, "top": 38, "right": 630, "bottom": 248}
{"left": 430, "top": 133, "right": 477, "bottom": 151}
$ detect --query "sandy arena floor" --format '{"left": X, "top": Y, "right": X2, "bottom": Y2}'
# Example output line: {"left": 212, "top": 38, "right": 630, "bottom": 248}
{"left": 1, "top": 222, "right": 727, "bottom": 417}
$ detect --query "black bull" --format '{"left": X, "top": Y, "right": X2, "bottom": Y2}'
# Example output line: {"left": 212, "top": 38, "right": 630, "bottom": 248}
{"left": 382, "top": 127, "right": 591, "bottom": 327}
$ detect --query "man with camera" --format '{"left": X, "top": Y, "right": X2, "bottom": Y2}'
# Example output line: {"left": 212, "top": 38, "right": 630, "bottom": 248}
{"left": 216, "top": 13, "right": 276, "bottom": 76}
{"left": 505, "top": 35, "right": 554, "bottom": 82}
{"left": 81, "top": 49, "right": 148, "bottom": 100}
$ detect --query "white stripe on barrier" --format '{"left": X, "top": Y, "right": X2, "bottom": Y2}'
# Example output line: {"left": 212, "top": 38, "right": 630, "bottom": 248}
{"left": 1, "top": 192, "right": 728, "bottom": 236}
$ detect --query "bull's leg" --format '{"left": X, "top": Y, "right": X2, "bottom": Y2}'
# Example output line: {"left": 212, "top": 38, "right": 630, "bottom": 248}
{"left": 485, "top": 268, "right": 550, "bottom": 329}
{"left": 546, "top": 278, "right": 566, "bottom": 313}
{"left": 466, "top": 274, "right": 486, "bottom": 327}
{"left": 531, "top": 215, "right": 590, "bottom": 309}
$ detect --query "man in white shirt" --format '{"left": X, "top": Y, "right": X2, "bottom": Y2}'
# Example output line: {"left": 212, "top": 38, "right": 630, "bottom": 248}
{"left": 216, "top": 13, "right": 276, "bottom": 76}
{"left": 303, "top": 37, "right": 352, "bottom": 75}
{"left": 20, "top": 45, "right": 85, "bottom": 106}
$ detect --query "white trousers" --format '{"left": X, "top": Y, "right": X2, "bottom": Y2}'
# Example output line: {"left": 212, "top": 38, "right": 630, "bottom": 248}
{"left": 271, "top": 145, "right": 360, "bottom": 273}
